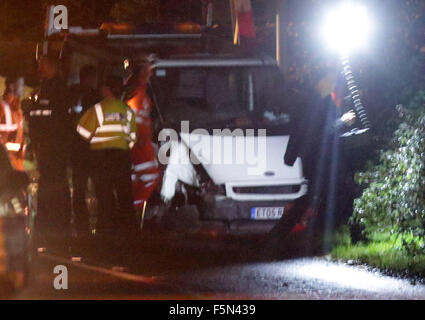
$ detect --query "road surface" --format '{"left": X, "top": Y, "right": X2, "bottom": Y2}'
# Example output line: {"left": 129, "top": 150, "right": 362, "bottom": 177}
{"left": 9, "top": 230, "right": 425, "bottom": 300}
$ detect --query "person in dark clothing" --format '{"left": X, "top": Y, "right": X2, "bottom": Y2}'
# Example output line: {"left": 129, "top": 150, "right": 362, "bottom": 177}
{"left": 69, "top": 65, "right": 101, "bottom": 238}
{"left": 0, "top": 144, "right": 28, "bottom": 198}
{"left": 269, "top": 70, "right": 356, "bottom": 253}
{"left": 27, "top": 55, "right": 72, "bottom": 245}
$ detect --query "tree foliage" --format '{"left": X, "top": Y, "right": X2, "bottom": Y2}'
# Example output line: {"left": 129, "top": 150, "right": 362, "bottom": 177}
{"left": 351, "top": 0, "right": 425, "bottom": 254}
{"left": 352, "top": 93, "right": 425, "bottom": 254}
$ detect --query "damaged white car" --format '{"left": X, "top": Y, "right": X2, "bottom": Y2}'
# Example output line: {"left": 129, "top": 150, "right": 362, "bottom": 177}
{"left": 149, "top": 56, "right": 308, "bottom": 233}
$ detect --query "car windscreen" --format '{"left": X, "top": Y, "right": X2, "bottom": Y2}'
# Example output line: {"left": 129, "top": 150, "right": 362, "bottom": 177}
{"left": 152, "top": 66, "right": 297, "bottom": 133}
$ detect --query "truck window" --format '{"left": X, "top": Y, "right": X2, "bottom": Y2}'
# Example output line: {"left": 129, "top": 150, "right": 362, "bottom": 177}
{"left": 153, "top": 65, "right": 293, "bottom": 133}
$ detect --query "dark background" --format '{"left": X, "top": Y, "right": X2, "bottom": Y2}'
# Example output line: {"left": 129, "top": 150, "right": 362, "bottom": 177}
{"left": 0, "top": 0, "right": 424, "bottom": 133}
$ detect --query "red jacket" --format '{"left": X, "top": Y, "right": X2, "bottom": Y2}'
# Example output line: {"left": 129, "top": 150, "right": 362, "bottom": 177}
{"left": 127, "top": 88, "right": 160, "bottom": 208}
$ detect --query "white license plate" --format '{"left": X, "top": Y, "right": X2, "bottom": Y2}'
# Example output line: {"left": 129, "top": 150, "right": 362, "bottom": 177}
{"left": 251, "top": 207, "right": 284, "bottom": 220}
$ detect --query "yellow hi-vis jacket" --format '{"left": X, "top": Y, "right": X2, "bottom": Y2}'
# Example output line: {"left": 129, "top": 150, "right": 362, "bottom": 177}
{"left": 77, "top": 98, "right": 137, "bottom": 150}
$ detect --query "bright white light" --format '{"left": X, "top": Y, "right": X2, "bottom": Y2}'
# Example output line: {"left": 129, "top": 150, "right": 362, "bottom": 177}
{"left": 322, "top": 3, "right": 372, "bottom": 54}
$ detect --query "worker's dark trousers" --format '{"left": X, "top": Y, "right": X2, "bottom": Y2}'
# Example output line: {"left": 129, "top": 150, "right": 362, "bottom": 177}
{"left": 91, "top": 149, "right": 137, "bottom": 238}
{"left": 35, "top": 144, "right": 71, "bottom": 241}
{"left": 71, "top": 139, "right": 91, "bottom": 237}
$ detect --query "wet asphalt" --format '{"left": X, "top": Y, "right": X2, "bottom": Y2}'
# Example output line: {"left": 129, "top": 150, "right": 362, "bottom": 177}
{"left": 11, "top": 230, "right": 425, "bottom": 300}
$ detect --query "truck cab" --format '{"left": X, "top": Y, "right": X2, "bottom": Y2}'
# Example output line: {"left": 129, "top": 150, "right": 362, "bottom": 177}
{"left": 150, "top": 55, "right": 307, "bottom": 232}
{"left": 39, "top": 21, "right": 308, "bottom": 233}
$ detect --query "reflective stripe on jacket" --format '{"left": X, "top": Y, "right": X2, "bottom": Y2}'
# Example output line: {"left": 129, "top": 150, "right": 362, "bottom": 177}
{"left": 0, "top": 100, "right": 24, "bottom": 156}
{"left": 0, "top": 101, "right": 18, "bottom": 134}
{"left": 77, "top": 98, "right": 137, "bottom": 150}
